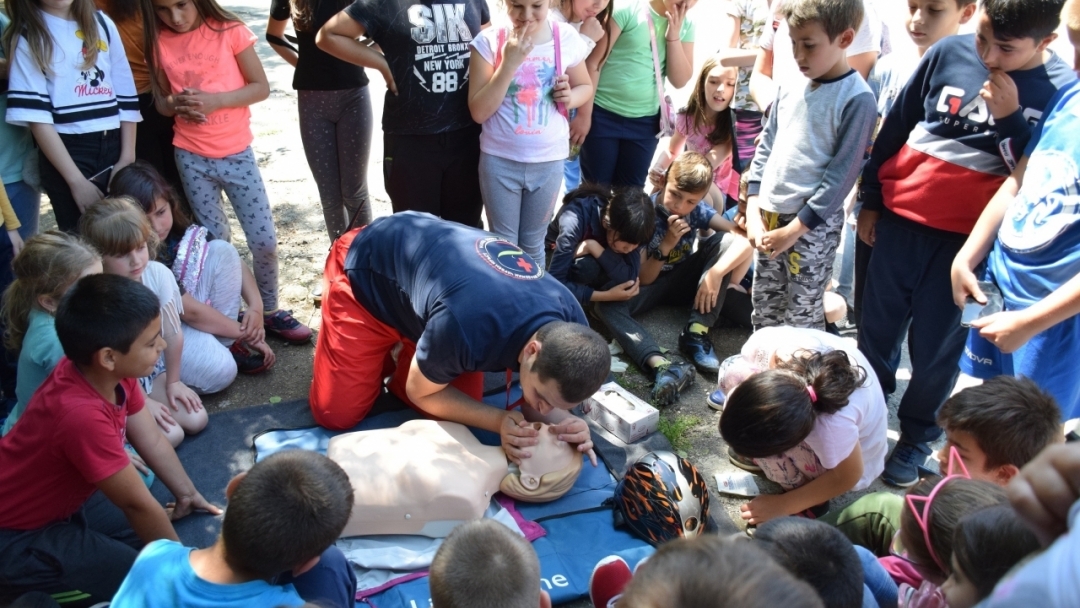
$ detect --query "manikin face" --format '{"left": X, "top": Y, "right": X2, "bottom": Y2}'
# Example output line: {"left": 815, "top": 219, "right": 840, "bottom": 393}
{"left": 703, "top": 65, "right": 737, "bottom": 113}
{"left": 148, "top": 197, "right": 175, "bottom": 241}
{"left": 152, "top": 0, "right": 202, "bottom": 33}
{"left": 102, "top": 243, "right": 150, "bottom": 282}
{"left": 974, "top": 12, "right": 1053, "bottom": 72}
{"left": 517, "top": 422, "right": 577, "bottom": 489}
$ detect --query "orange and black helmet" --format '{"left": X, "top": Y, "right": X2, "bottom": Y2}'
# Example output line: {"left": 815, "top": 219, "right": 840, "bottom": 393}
{"left": 614, "top": 451, "right": 710, "bottom": 546}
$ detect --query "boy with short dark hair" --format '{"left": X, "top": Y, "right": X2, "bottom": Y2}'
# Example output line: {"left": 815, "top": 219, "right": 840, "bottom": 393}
{"left": 0, "top": 274, "right": 219, "bottom": 603}
{"left": 110, "top": 450, "right": 357, "bottom": 607}
{"left": 590, "top": 536, "right": 825, "bottom": 608}
{"left": 939, "top": 376, "right": 1064, "bottom": 484}
{"left": 430, "top": 519, "right": 550, "bottom": 608}
{"left": 856, "top": 0, "right": 1076, "bottom": 487}
{"left": 850, "top": 0, "right": 978, "bottom": 325}
{"left": 755, "top": 517, "right": 878, "bottom": 608}
{"left": 824, "top": 376, "right": 1064, "bottom": 556}
{"left": 744, "top": 0, "right": 877, "bottom": 331}
{"left": 594, "top": 151, "right": 754, "bottom": 404}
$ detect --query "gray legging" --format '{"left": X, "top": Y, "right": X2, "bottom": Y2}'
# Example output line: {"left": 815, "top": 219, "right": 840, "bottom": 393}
{"left": 298, "top": 86, "right": 373, "bottom": 239}
{"left": 175, "top": 146, "right": 280, "bottom": 311}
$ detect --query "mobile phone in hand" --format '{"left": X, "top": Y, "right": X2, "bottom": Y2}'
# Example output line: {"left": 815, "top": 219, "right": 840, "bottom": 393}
{"left": 88, "top": 165, "right": 113, "bottom": 194}
{"left": 961, "top": 281, "right": 1004, "bottom": 327}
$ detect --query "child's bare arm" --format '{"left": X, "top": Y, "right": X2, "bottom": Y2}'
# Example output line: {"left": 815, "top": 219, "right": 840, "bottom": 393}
{"left": 29, "top": 124, "right": 102, "bottom": 212}
{"left": 161, "top": 316, "right": 202, "bottom": 415}
{"left": 740, "top": 444, "right": 864, "bottom": 525}
{"left": 96, "top": 463, "right": 179, "bottom": 543}
{"left": 172, "top": 46, "right": 269, "bottom": 121}
{"left": 126, "top": 406, "right": 221, "bottom": 521}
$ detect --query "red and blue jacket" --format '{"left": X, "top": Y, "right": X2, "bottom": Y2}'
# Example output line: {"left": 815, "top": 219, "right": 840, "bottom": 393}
{"left": 860, "top": 34, "right": 1076, "bottom": 238}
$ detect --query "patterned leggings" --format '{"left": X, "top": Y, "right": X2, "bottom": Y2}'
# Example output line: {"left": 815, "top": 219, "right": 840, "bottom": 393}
{"left": 175, "top": 147, "right": 279, "bottom": 311}
{"left": 751, "top": 209, "right": 843, "bottom": 330}
{"left": 298, "top": 87, "right": 373, "bottom": 240}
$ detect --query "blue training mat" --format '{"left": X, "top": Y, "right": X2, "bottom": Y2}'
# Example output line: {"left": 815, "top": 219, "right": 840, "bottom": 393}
{"left": 253, "top": 393, "right": 654, "bottom": 607}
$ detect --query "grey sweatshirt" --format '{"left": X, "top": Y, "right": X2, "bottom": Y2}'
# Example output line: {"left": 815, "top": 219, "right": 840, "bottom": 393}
{"left": 746, "top": 69, "right": 877, "bottom": 228}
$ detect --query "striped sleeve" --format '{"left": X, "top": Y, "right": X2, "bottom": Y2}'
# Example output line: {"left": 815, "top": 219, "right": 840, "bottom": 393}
{"left": 103, "top": 13, "right": 142, "bottom": 123}
{"left": 5, "top": 36, "right": 54, "bottom": 127}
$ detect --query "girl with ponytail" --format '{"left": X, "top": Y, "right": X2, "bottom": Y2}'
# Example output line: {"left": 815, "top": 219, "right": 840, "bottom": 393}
{"left": 718, "top": 326, "right": 889, "bottom": 525}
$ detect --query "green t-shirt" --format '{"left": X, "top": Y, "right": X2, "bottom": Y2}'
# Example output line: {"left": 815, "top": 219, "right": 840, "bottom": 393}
{"left": 595, "top": 0, "right": 695, "bottom": 118}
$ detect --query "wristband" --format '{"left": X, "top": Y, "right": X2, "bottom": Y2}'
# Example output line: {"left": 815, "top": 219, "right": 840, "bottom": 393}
{"left": 647, "top": 246, "right": 666, "bottom": 261}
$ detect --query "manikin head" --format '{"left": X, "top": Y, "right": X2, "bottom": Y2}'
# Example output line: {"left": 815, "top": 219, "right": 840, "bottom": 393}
{"left": 500, "top": 422, "right": 583, "bottom": 502}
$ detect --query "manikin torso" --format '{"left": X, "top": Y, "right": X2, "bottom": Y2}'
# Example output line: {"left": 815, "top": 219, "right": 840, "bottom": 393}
{"left": 327, "top": 420, "right": 580, "bottom": 538}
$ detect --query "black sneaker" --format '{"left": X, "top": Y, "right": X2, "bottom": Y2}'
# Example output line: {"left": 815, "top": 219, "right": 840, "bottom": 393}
{"left": 882, "top": 440, "right": 931, "bottom": 487}
{"left": 678, "top": 328, "right": 720, "bottom": 374}
{"left": 650, "top": 361, "right": 695, "bottom": 406}
{"left": 230, "top": 341, "right": 269, "bottom": 375}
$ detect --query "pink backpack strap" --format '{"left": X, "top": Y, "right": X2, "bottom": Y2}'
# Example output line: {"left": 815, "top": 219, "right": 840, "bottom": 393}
{"left": 495, "top": 27, "right": 506, "bottom": 69}
{"left": 553, "top": 22, "right": 568, "bottom": 119}
{"left": 645, "top": 10, "right": 674, "bottom": 134}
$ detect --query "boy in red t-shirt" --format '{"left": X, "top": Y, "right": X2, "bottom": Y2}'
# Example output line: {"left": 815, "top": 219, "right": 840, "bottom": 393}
{"left": 0, "top": 274, "right": 220, "bottom": 604}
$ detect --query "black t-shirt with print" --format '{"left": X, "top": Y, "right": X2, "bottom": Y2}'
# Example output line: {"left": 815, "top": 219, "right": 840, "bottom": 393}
{"left": 343, "top": 0, "right": 488, "bottom": 134}
{"left": 269, "top": 0, "right": 369, "bottom": 90}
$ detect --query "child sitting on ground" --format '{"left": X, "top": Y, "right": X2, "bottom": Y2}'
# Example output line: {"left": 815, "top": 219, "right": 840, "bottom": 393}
{"left": 756, "top": 516, "right": 890, "bottom": 608}
{"left": 719, "top": 327, "right": 888, "bottom": 524}
{"left": 649, "top": 57, "right": 742, "bottom": 213}
{"left": 430, "top": 519, "right": 550, "bottom": 608}
{"left": 594, "top": 151, "right": 753, "bottom": 404}
{"left": 744, "top": 0, "right": 876, "bottom": 331}
{"left": 885, "top": 452, "right": 1010, "bottom": 591}
{"left": 547, "top": 185, "right": 655, "bottom": 306}
{"left": 826, "top": 375, "right": 1062, "bottom": 556}
{"left": 111, "top": 161, "right": 276, "bottom": 375}
{"left": 588, "top": 535, "right": 825, "bottom": 608}
{"left": 110, "top": 450, "right": 357, "bottom": 608}
{"left": 1, "top": 233, "right": 101, "bottom": 435}
{"left": 938, "top": 505, "right": 1041, "bottom": 608}
{"left": 80, "top": 197, "right": 208, "bottom": 447}
{"left": 0, "top": 274, "right": 219, "bottom": 603}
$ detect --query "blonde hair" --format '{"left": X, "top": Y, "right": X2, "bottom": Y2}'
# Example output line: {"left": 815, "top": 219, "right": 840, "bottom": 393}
{"left": 2, "top": 0, "right": 103, "bottom": 75}
{"left": 665, "top": 151, "right": 714, "bottom": 196}
{"left": 79, "top": 196, "right": 161, "bottom": 258}
{"left": 1066, "top": 0, "right": 1080, "bottom": 32}
{"left": 1, "top": 232, "right": 101, "bottom": 352}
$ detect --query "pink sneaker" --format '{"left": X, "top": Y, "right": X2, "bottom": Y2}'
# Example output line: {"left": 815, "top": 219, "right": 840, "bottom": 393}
{"left": 263, "top": 309, "right": 313, "bottom": 345}
{"left": 589, "top": 555, "right": 632, "bottom": 608}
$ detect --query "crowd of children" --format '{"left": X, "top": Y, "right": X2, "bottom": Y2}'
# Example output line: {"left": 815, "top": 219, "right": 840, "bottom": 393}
{"left": 2, "top": 0, "right": 1080, "bottom": 602}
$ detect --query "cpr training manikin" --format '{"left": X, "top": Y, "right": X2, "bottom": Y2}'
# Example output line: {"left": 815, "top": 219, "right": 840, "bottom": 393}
{"left": 326, "top": 419, "right": 584, "bottom": 538}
